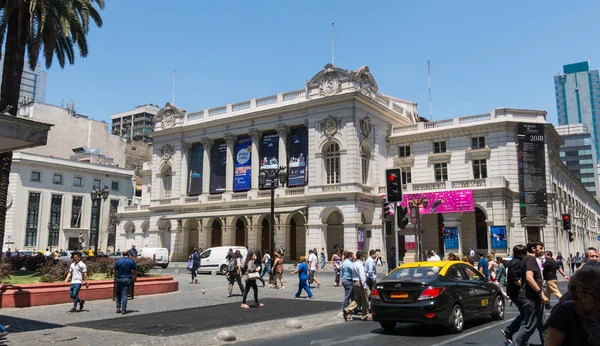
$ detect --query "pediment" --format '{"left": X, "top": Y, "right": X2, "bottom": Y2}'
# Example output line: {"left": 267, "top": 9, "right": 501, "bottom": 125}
{"left": 393, "top": 156, "right": 415, "bottom": 166}
{"left": 428, "top": 152, "right": 452, "bottom": 163}
{"left": 306, "top": 64, "right": 379, "bottom": 99}
{"left": 466, "top": 148, "right": 491, "bottom": 160}
{"left": 155, "top": 103, "right": 186, "bottom": 130}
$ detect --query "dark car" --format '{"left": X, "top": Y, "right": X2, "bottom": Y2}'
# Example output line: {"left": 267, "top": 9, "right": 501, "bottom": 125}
{"left": 371, "top": 261, "right": 505, "bottom": 334}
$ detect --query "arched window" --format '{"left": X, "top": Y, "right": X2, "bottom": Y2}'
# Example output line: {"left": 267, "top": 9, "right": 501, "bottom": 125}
{"left": 162, "top": 166, "right": 173, "bottom": 199}
{"left": 325, "top": 143, "right": 340, "bottom": 184}
{"left": 361, "top": 144, "right": 370, "bottom": 185}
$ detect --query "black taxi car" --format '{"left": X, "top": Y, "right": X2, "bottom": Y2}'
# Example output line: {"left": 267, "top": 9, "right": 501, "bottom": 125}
{"left": 371, "top": 261, "right": 505, "bottom": 333}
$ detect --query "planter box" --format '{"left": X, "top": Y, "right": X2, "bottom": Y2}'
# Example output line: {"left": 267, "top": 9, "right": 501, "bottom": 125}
{"left": 0, "top": 276, "right": 178, "bottom": 308}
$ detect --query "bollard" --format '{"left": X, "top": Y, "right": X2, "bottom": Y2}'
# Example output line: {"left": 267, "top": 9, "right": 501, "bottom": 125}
{"left": 216, "top": 329, "right": 236, "bottom": 342}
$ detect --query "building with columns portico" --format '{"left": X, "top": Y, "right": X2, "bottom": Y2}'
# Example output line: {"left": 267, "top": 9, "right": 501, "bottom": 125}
{"left": 116, "top": 64, "right": 419, "bottom": 262}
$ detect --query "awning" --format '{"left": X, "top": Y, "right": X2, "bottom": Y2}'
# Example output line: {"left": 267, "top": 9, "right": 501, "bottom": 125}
{"left": 162, "top": 205, "right": 307, "bottom": 220}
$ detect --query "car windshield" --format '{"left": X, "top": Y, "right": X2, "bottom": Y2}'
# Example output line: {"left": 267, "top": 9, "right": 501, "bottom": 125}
{"left": 113, "top": 252, "right": 122, "bottom": 256}
{"left": 387, "top": 266, "right": 442, "bottom": 282}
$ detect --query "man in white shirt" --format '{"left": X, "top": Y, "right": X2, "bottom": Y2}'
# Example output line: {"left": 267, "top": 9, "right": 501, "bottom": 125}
{"left": 308, "top": 249, "right": 321, "bottom": 288}
{"left": 469, "top": 248, "right": 475, "bottom": 258}
{"left": 343, "top": 251, "right": 370, "bottom": 321}
{"left": 364, "top": 249, "right": 377, "bottom": 291}
{"left": 427, "top": 249, "right": 441, "bottom": 261}
{"left": 64, "top": 252, "right": 88, "bottom": 312}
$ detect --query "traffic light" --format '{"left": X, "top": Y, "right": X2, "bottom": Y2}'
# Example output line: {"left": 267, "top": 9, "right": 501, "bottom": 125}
{"left": 568, "top": 231, "right": 574, "bottom": 243}
{"left": 383, "top": 201, "right": 390, "bottom": 221}
{"left": 386, "top": 168, "right": 403, "bottom": 202}
{"left": 562, "top": 214, "right": 571, "bottom": 231}
{"left": 397, "top": 206, "right": 409, "bottom": 229}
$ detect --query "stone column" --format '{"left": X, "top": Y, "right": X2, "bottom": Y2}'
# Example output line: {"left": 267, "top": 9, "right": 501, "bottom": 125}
{"left": 224, "top": 132, "right": 237, "bottom": 192}
{"left": 276, "top": 124, "right": 289, "bottom": 172}
{"left": 200, "top": 137, "right": 213, "bottom": 195}
{"left": 181, "top": 141, "right": 192, "bottom": 197}
{"left": 249, "top": 128, "right": 262, "bottom": 190}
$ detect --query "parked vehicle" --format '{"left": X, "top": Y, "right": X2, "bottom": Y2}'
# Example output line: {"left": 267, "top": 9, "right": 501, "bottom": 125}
{"left": 198, "top": 246, "right": 247, "bottom": 275}
{"left": 57, "top": 250, "right": 89, "bottom": 262}
{"left": 109, "top": 251, "right": 123, "bottom": 260}
{"left": 137, "top": 248, "right": 169, "bottom": 268}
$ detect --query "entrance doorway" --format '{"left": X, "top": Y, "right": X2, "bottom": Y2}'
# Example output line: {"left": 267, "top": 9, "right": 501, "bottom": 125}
{"left": 211, "top": 219, "right": 222, "bottom": 247}
{"left": 261, "top": 219, "right": 270, "bottom": 255}
{"left": 475, "top": 208, "right": 488, "bottom": 250}
{"left": 235, "top": 219, "right": 245, "bottom": 246}
{"left": 68, "top": 237, "right": 79, "bottom": 250}
{"left": 326, "top": 211, "right": 344, "bottom": 259}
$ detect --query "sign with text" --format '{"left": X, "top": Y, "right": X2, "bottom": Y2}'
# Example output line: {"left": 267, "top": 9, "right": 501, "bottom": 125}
{"left": 405, "top": 235, "right": 416, "bottom": 250}
{"left": 491, "top": 226, "right": 508, "bottom": 249}
{"left": 444, "top": 227, "right": 459, "bottom": 249}
{"left": 288, "top": 127, "right": 308, "bottom": 187}
{"left": 518, "top": 123, "right": 547, "bottom": 220}
{"left": 260, "top": 132, "right": 279, "bottom": 188}
{"left": 400, "top": 190, "right": 474, "bottom": 214}
{"left": 234, "top": 136, "right": 252, "bottom": 191}
{"left": 210, "top": 139, "right": 227, "bottom": 194}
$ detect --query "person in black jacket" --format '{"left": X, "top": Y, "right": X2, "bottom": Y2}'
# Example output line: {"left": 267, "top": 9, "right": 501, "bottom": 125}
{"left": 387, "top": 247, "right": 397, "bottom": 273}
{"left": 501, "top": 244, "right": 527, "bottom": 344}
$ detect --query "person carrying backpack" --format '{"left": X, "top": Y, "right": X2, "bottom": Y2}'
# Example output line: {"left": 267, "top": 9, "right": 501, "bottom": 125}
{"left": 227, "top": 250, "right": 244, "bottom": 297}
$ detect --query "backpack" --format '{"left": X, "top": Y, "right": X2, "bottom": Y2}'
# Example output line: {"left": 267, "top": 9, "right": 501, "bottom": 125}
{"left": 227, "top": 257, "right": 238, "bottom": 272}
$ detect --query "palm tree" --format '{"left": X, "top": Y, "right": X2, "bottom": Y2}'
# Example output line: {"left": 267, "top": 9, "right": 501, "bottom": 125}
{"left": 0, "top": 0, "right": 104, "bottom": 256}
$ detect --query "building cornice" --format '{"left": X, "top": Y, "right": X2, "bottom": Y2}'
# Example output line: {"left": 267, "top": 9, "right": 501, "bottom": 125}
{"left": 12, "top": 152, "right": 135, "bottom": 177}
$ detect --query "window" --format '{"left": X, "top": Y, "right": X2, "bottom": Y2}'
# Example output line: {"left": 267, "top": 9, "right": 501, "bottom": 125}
{"left": 53, "top": 174, "right": 63, "bottom": 185}
{"left": 71, "top": 196, "right": 83, "bottom": 228}
{"left": 463, "top": 265, "right": 485, "bottom": 281}
{"left": 446, "top": 265, "right": 467, "bottom": 281}
{"left": 73, "top": 177, "right": 83, "bottom": 187}
{"left": 111, "top": 181, "right": 119, "bottom": 191}
{"left": 93, "top": 179, "right": 102, "bottom": 189}
{"left": 401, "top": 167, "right": 412, "bottom": 184}
{"left": 473, "top": 159, "right": 488, "bottom": 179}
{"left": 26, "top": 193, "right": 41, "bottom": 247}
{"left": 398, "top": 146, "right": 411, "bottom": 157}
{"left": 162, "top": 166, "right": 173, "bottom": 198}
{"left": 559, "top": 151, "right": 565, "bottom": 157}
{"left": 471, "top": 137, "right": 485, "bottom": 149}
{"left": 325, "top": 143, "right": 340, "bottom": 184}
{"left": 434, "top": 163, "right": 448, "bottom": 182}
{"left": 48, "top": 195, "right": 62, "bottom": 247}
{"left": 31, "top": 171, "right": 41, "bottom": 182}
{"left": 433, "top": 141, "right": 447, "bottom": 153}
{"left": 361, "top": 145, "right": 369, "bottom": 185}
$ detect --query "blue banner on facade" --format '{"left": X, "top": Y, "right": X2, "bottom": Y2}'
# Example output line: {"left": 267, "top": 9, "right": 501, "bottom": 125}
{"left": 189, "top": 143, "right": 203, "bottom": 196}
{"left": 260, "top": 132, "right": 279, "bottom": 188}
{"left": 288, "top": 127, "right": 308, "bottom": 187}
{"left": 234, "top": 136, "right": 252, "bottom": 191}
{"left": 210, "top": 139, "right": 227, "bottom": 194}
{"left": 491, "top": 226, "right": 508, "bottom": 249}
{"left": 444, "top": 227, "right": 459, "bottom": 249}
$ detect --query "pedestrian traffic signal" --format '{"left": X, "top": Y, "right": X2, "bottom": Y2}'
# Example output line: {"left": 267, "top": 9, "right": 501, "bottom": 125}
{"left": 397, "top": 206, "right": 409, "bottom": 229}
{"left": 562, "top": 214, "right": 571, "bottom": 231}
{"left": 568, "top": 231, "right": 574, "bottom": 243}
{"left": 386, "top": 168, "right": 403, "bottom": 202}
{"left": 383, "top": 201, "right": 390, "bottom": 221}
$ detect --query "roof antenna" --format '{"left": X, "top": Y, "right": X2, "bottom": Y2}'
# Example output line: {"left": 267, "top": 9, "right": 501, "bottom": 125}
{"left": 331, "top": 23, "right": 335, "bottom": 66}
{"left": 428, "top": 57, "right": 432, "bottom": 121}
{"left": 172, "top": 69, "right": 176, "bottom": 105}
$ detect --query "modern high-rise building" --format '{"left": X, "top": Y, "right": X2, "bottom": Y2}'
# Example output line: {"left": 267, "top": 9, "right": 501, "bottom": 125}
{"left": 554, "top": 61, "right": 600, "bottom": 159}
{"left": 0, "top": 58, "right": 47, "bottom": 103}
{"left": 555, "top": 124, "right": 599, "bottom": 198}
{"left": 111, "top": 104, "right": 160, "bottom": 142}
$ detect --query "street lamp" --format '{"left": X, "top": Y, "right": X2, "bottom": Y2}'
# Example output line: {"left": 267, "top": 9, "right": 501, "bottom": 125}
{"left": 409, "top": 197, "right": 428, "bottom": 261}
{"left": 90, "top": 186, "right": 110, "bottom": 256}
{"left": 259, "top": 166, "right": 287, "bottom": 256}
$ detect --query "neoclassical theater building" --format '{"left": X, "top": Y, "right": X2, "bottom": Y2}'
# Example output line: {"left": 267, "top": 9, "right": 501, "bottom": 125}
{"left": 117, "top": 65, "right": 419, "bottom": 261}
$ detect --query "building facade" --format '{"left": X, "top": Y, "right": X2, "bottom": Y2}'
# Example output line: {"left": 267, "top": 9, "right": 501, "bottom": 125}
{"left": 388, "top": 109, "right": 600, "bottom": 259}
{"left": 111, "top": 104, "right": 161, "bottom": 142}
{"left": 555, "top": 124, "right": 599, "bottom": 198}
{"left": 117, "top": 64, "right": 420, "bottom": 262}
{"left": 0, "top": 59, "right": 47, "bottom": 104}
{"left": 4, "top": 153, "right": 134, "bottom": 252}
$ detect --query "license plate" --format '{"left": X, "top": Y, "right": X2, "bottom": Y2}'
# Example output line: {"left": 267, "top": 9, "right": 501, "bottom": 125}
{"left": 391, "top": 291, "right": 408, "bottom": 299}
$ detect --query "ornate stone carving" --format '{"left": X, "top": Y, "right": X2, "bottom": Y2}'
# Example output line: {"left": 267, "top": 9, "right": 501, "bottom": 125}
{"left": 159, "top": 144, "right": 174, "bottom": 161}
{"left": 200, "top": 137, "right": 213, "bottom": 148}
{"left": 223, "top": 132, "right": 237, "bottom": 145}
{"left": 359, "top": 117, "right": 372, "bottom": 139}
{"left": 319, "top": 65, "right": 342, "bottom": 97}
{"left": 321, "top": 115, "right": 341, "bottom": 138}
{"left": 155, "top": 103, "right": 186, "bottom": 129}
{"left": 249, "top": 128, "right": 262, "bottom": 140}
{"left": 275, "top": 123, "right": 289, "bottom": 136}
{"left": 182, "top": 141, "right": 193, "bottom": 151}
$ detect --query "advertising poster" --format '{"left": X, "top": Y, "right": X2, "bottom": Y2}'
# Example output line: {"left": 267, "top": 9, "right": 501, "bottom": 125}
{"left": 358, "top": 227, "right": 364, "bottom": 252}
{"left": 260, "top": 132, "right": 279, "bottom": 188}
{"left": 234, "top": 136, "right": 252, "bottom": 191}
{"left": 210, "top": 139, "right": 227, "bottom": 193}
{"left": 444, "top": 227, "right": 459, "bottom": 249}
{"left": 491, "top": 226, "right": 508, "bottom": 249}
{"left": 405, "top": 235, "right": 416, "bottom": 250}
{"left": 188, "top": 143, "right": 203, "bottom": 196}
{"left": 288, "top": 127, "right": 308, "bottom": 187}
{"left": 401, "top": 190, "right": 474, "bottom": 214}
{"left": 517, "top": 123, "right": 547, "bottom": 220}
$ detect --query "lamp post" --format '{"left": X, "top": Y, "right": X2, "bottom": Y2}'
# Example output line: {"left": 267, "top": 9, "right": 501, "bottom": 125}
{"left": 409, "top": 198, "right": 428, "bottom": 261}
{"left": 259, "top": 166, "right": 287, "bottom": 256}
{"left": 90, "top": 186, "right": 110, "bottom": 256}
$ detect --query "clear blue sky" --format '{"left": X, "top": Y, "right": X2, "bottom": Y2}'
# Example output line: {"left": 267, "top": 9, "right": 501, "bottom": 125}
{"left": 43, "top": 0, "right": 600, "bottom": 125}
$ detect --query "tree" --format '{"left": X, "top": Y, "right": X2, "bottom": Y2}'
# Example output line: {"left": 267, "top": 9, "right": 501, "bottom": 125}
{"left": 0, "top": 0, "right": 105, "bottom": 253}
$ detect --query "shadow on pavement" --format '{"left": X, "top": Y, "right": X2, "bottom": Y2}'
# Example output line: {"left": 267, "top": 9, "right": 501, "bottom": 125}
{"left": 0, "top": 315, "right": 64, "bottom": 334}
{"left": 368, "top": 317, "right": 495, "bottom": 337}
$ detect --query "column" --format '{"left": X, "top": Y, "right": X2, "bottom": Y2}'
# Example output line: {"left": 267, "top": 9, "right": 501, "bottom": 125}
{"left": 181, "top": 141, "right": 192, "bottom": 196}
{"left": 276, "top": 124, "right": 289, "bottom": 171}
{"left": 249, "top": 128, "right": 262, "bottom": 190}
{"left": 224, "top": 132, "right": 237, "bottom": 192}
{"left": 200, "top": 137, "right": 213, "bottom": 195}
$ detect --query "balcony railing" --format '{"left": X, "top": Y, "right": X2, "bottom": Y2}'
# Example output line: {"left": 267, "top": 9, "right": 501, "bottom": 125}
{"left": 412, "top": 182, "right": 447, "bottom": 191}
{"left": 258, "top": 191, "right": 272, "bottom": 198}
{"left": 207, "top": 195, "right": 223, "bottom": 202}
{"left": 406, "top": 177, "right": 511, "bottom": 193}
{"left": 323, "top": 184, "right": 342, "bottom": 192}
{"left": 185, "top": 196, "right": 199, "bottom": 203}
{"left": 285, "top": 187, "right": 305, "bottom": 196}
{"left": 232, "top": 192, "right": 248, "bottom": 200}
{"left": 451, "top": 179, "right": 487, "bottom": 189}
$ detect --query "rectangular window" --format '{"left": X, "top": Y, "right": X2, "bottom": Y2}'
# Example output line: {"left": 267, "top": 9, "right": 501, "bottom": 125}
{"left": 398, "top": 146, "right": 411, "bottom": 157}
{"left": 73, "top": 176, "right": 83, "bottom": 187}
{"left": 26, "top": 192, "right": 41, "bottom": 247}
{"left": 53, "top": 174, "right": 63, "bottom": 185}
{"left": 473, "top": 159, "right": 488, "bottom": 179}
{"left": 471, "top": 137, "right": 485, "bottom": 149}
{"left": 93, "top": 179, "right": 102, "bottom": 189}
{"left": 361, "top": 155, "right": 369, "bottom": 185}
{"left": 71, "top": 196, "right": 83, "bottom": 228}
{"left": 48, "top": 195, "right": 62, "bottom": 247}
{"left": 401, "top": 167, "right": 412, "bottom": 184}
{"left": 111, "top": 181, "right": 119, "bottom": 191}
{"left": 434, "top": 163, "right": 448, "bottom": 182}
{"left": 31, "top": 171, "right": 41, "bottom": 182}
{"left": 433, "top": 141, "right": 447, "bottom": 153}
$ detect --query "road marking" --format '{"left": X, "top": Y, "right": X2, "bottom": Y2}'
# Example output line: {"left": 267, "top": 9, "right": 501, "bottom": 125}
{"left": 429, "top": 317, "right": 516, "bottom": 346}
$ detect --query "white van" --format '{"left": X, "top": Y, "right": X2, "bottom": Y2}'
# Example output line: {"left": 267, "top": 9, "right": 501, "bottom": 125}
{"left": 199, "top": 246, "right": 247, "bottom": 275}
{"left": 138, "top": 247, "right": 169, "bottom": 268}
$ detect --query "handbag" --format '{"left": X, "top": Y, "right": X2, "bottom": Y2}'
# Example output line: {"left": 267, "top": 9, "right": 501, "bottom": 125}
{"left": 248, "top": 272, "right": 259, "bottom": 280}
{"left": 186, "top": 260, "right": 193, "bottom": 271}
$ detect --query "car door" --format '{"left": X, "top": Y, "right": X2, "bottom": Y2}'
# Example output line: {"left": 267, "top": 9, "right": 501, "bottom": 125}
{"left": 462, "top": 265, "right": 492, "bottom": 315}
{"left": 199, "top": 249, "right": 212, "bottom": 269}
{"left": 454, "top": 264, "right": 480, "bottom": 316}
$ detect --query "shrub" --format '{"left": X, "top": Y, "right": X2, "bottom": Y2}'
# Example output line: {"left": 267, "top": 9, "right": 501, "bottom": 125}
{"left": 10, "top": 256, "right": 27, "bottom": 270}
{"left": 0, "top": 261, "right": 12, "bottom": 282}
{"left": 25, "top": 254, "right": 48, "bottom": 271}
{"left": 39, "top": 261, "right": 70, "bottom": 283}
{"left": 86, "top": 257, "right": 116, "bottom": 278}
{"left": 135, "top": 257, "right": 156, "bottom": 277}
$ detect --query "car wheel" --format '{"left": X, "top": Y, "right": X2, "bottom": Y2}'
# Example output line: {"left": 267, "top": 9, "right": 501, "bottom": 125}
{"left": 220, "top": 265, "right": 228, "bottom": 275}
{"left": 379, "top": 322, "right": 396, "bottom": 333}
{"left": 160, "top": 264, "right": 169, "bottom": 269}
{"left": 447, "top": 304, "right": 464, "bottom": 334}
{"left": 491, "top": 295, "right": 505, "bottom": 320}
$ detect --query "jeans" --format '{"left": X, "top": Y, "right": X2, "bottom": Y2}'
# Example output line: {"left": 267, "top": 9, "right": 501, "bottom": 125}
{"left": 115, "top": 278, "right": 131, "bottom": 311}
{"left": 191, "top": 264, "right": 199, "bottom": 281}
{"left": 228, "top": 273, "right": 244, "bottom": 295}
{"left": 260, "top": 264, "right": 269, "bottom": 279}
{"left": 295, "top": 278, "right": 313, "bottom": 298}
{"left": 366, "top": 278, "right": 376, "bottom": 291}
{"left": 321, "top": 258, "right": 326, "bottom": 270}
{"left": 341, "top": 279, "right": 354, "bottom": 310}
{"left": 512, "top": 297, "right": 546, "bottom": 346}
{"left": 504, "top": 297, "right": 524, "bottom": 337}
{"left": 334, "top": 269, "right": 341, "bottom": 285}
{"left": 242, "top": 279, "right": 259, "bottom": 304}
{"left": 69, "top": 283, "right": 82, "bottom": 308}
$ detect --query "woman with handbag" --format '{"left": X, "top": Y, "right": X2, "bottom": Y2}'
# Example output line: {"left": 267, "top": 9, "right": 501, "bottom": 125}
{"left": 332, "top": 250, "right": 342, "bottom": 287}
{"left": 241, "top": 250, "right": 263, "bottom": 309}
{"left": 189, "top": 247, "right": 200, "bottom": 284}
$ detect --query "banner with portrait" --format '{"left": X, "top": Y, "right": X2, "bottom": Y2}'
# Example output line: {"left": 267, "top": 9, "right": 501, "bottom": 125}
{"left": 210, "top": 139, "right": 227, "bottom": 194}
{"left": 288, "top": 127, "right": 308, "bottom": 187}
{"left": 260, "top": 132, "right": 279, "bottom": 188}
{"left": 234, "top": 136, "right": 252, "bottom": 191}
{"left": 443, "top": 227, "right": 459, "bottom": 249}
{"left": 491, "top": 226, "right": 508, "bottom": 249}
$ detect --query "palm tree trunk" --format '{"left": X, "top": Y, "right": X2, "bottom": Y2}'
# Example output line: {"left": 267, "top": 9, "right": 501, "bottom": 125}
{"left": 0, "top": 4, "right": 29, "bottom": 257}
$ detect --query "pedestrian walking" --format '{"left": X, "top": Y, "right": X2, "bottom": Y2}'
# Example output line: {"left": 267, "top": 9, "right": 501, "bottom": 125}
{"left": 271, "top": 251, "right": 285, "bottom": 289}
{"left": 241, "top": 250, "right": 263, "bottom": 308}
{"left": 128, "top": 244, "right": 138, "bottom": 257}
{"left": 488, "top": 255, "right": 498, "bottom": 282}
{"left": 64, "top": 251, "right": 88, "bottom": 312}
{"left": 331, "top": 250, "right": 342, "bottom": 287}
{"left": 501, "top": 245, "right": 527, "bottom": 344}
{"left": 260, "top": 249, "right": 271, "bottom": 282}
{"left": 555, "top": 252, "right": 564, "bottom": 272}
{"left": 469, "top": 247, "right": 475, "bottom": 259}
{"left": 113, "top": 250, "right": 137, "bottom": 315}
{"left": 568, "top": 253, "right": 575, "bottom": 274}
{"left": 227, "top": 250, "right": 245, "bottom": 297}
{"left": 189, "top": 247, "right": 200, "bottom": 284}
{"left": 254, "top": 250, "right": 265, "bottom": 287}
{"left": 364, "top": 250, "right": 377, "bottom": 291}
{"left": 387, "top": 247, "right": 397, "bottom": 273}
{"left": 375, "top": 249, "right": 382, "bottom": 266}
{"left": 543, "top": 251, "right": 569, "bottom": 309}
{"left": 320, "top": 247, "right": 326, "bottom": 270}
{"left": 340, "top": 251, "right": 355, "bottom": 311}
{"left": 308, "top": 249, "right": 321, "bottom": 288}
{"left": 290, "top": 255, "right": 312, "bottom": 298}
{"left": 343, "top": 251, "right": 370, "bottom": 321}
{"left": 477, "top": 252, "right": 489, "bottom": 281}
{"left": 575, "top": 251, "right": 583, "bottom": 269}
